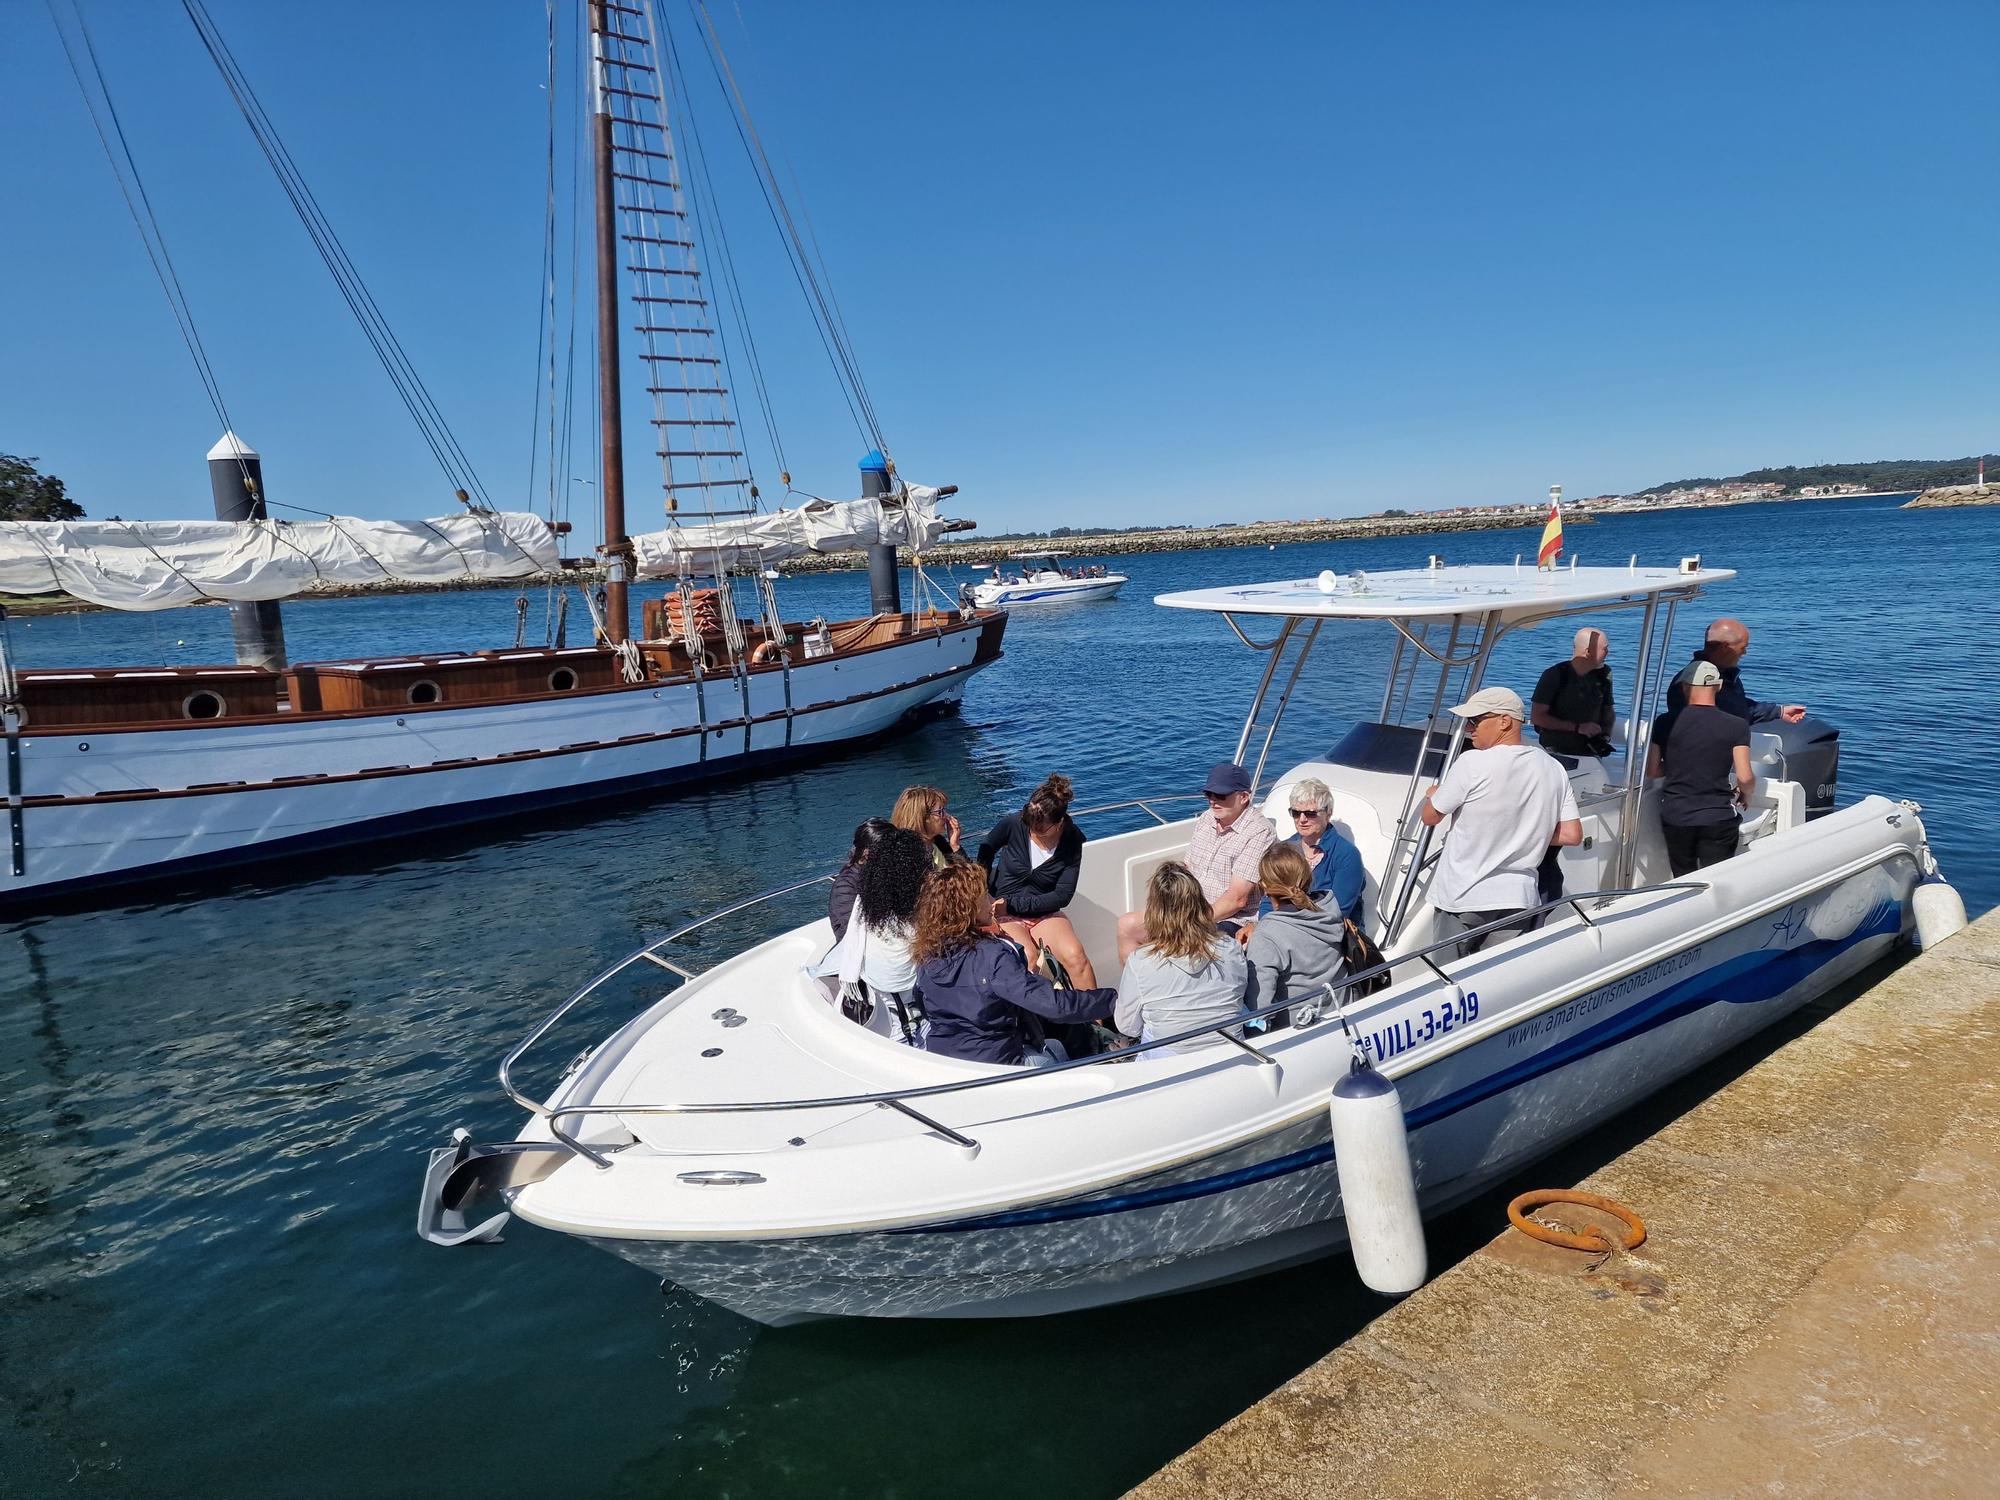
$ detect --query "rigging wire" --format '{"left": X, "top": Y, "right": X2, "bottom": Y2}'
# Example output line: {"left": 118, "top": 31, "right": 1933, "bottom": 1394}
{"left": 693, "top": 0, "right": 887, "bottom": 454}
{"left": 648, "top": 3, "right": 789, "bottom": 494}
{"left": 178, "top": 0, "right": 494, "bottom": 511}
{"left": 44, "top": 0, "right": 256, "bottom": 497}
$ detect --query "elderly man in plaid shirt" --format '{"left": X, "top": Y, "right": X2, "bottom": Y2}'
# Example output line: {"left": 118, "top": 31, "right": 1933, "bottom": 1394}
{"left": 1117, "top": 762, "right": 1276, "bottom": 963}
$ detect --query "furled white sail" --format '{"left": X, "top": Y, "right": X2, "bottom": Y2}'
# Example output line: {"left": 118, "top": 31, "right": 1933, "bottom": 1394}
{"left": 0, "top": 512, "right": 561, "bottom": 611}
{"left": 628, "top": 485, "right": 950, "bottom": 576}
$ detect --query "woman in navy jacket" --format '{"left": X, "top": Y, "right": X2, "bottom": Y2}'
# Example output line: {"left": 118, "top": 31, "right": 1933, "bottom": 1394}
{"left": 913, "top": 861, "right": 1116, "bottom": 1066}
{"left": 977, "top": 772, "right": 1099, "bottom": 987}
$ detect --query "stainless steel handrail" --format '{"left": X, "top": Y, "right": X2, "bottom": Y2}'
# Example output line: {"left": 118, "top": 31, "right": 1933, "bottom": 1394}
{"left": 1069, "top": 793, "right": 1207, "bottom": 827}
{"left": 497, "top": 871, "right": 836, "bottom": 1117}
{"left": 501, "top": 796, "right": 1213, "bottom": 1115}
{"left": 535, "top": 877, "right": 1717, "bottom": 1167}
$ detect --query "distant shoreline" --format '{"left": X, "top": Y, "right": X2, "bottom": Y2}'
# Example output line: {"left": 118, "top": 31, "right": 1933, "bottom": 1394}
{"left": 0, "top": 487, "right": 1927, "bottom": 617}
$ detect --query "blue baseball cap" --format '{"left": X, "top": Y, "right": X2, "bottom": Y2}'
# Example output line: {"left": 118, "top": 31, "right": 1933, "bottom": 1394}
{"left": 1201, "top": 762, "right": 1252, "bottom": 796}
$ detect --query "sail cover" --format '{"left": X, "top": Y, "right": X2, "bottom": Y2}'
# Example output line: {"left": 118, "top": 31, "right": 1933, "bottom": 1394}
{"left": 0, "top": 512, "right": 561, "bottom": 612}
{"left": 629, "top": 485, "right": 951, "bottom": 576}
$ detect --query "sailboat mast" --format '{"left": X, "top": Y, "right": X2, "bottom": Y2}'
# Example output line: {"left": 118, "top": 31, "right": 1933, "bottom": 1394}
{"left": 588, "top": 0, "right": 630, "bottom": 643}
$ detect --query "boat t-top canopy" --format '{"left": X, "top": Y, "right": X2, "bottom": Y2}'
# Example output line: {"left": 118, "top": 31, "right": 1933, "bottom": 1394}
{"left": 1156, "top": 562, "right": 1736, "bottom": 627}
{"left": 1007, "top": 549, "right": 1076, "bottom": 561}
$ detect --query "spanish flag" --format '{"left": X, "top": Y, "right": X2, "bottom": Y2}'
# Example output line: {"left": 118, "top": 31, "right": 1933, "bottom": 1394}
{"left": 1537, "top": 496, "right": 1563, "bottom": 569}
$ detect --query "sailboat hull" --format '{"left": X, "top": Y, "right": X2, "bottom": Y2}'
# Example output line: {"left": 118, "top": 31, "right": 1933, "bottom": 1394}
{"left": 1, "top": 618, "right": 998, "bottom": 909}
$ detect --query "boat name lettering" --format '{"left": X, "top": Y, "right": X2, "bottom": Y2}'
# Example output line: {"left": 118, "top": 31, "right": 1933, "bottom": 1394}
{"left": 1363, "top": 991, "right": 1480, "bottom": 1062}
{"left": 1505, "top": 947, "right": 1705, "bottom": 1050}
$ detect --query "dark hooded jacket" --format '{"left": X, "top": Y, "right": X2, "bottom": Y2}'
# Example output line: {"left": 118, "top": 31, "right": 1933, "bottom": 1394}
{"left": 917, "top": 936, "right": 1116, "bottom": 1065}
{"left": 977, "top": 812, "right": 1085, "bottom": 919}
{"left": 828, "top": 863, "right": 865, "bottom": 940}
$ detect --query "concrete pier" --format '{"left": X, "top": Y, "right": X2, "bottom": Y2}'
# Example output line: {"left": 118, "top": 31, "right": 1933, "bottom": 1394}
{"left": 1132, "top": 909, "right": 2000, "bottom": 1499}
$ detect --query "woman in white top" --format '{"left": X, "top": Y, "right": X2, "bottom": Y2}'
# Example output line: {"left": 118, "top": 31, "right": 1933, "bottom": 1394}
{"left": 827, "top": 827, "right": 932, "bottom": 1041}
{"left": 1114, "top": 862, "right": 1248, "bottom": 1052}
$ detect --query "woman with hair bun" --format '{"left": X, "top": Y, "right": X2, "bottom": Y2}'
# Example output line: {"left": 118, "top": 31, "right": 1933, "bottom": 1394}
{"left": 976, "top": 772, "right": 1099, "bottom": 987}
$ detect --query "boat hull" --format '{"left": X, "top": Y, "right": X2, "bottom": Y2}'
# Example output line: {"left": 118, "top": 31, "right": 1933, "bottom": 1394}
{"left": 971, "top": 578, "right": 1125, "bottom": 607}
{"left": 1, "top": 622, "right": 997, "bottom": 908}
{"left": 551, "top": 844, "right": 1913, "bottom": 1324}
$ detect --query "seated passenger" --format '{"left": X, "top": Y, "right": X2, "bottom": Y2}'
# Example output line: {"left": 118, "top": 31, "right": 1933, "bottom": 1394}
{"left": 979, "top": 772, "right": 1099, "bottom": 989}
{"left": 1244, "top": 844, "right": 1349, "bottom": 1027}
{"left": 829, "top": 816, "right": 894, "bottom": 941}
{"left": 824, "top": 828, "right": 933, "bottom": 1042}
{"left": 913, "top": 862, "right": 1117, "bottom": 1066}
{"left": 1114, "top": 863, "right": 1249, "bottom": 1052}
{"left": 892, "top": 784, "right": 962, "bottom": 868}
{"left": 1259, "top": 776, "right": 1364, "bottom": 923}
{"left": 1117, "top": 762, "right": 1275, "bottom": 961}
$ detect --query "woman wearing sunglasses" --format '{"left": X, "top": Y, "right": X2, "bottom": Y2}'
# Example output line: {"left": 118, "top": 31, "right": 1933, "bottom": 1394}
{"left": 1262, "top": 775, "right": 1365, "bottom": 924}
{"left": 892, "top": 784, "right": 962, "bottom": 869}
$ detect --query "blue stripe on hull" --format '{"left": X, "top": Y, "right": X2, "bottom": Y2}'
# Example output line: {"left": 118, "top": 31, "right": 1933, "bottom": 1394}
{"left": 895, "top": 907, "right": 1898, "bottom": 1235}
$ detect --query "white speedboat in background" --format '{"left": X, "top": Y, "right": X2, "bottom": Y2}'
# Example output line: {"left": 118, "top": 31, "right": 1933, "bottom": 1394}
{"left": 971, "top": 551, "right": 1127, "bottom": 606}
{"left": 421, "top": 560, "right": 1953, "bottom": 1325}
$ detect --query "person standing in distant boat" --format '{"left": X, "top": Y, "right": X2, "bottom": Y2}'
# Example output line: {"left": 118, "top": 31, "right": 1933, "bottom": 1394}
{"left": 1419, "top": 687, "right": 1583, "bottom": 957}
{"left": 1648, "top": 660, "right": 1757, "bottom": 875}
{"left": 1666, "top": 617, "right": 1807, "bottom": 724}
{"left": 893, "top": 784, "right": 961, "bottom": 867}
{"left": 1531, "top": 627, "right": 1616, "bottom": 757}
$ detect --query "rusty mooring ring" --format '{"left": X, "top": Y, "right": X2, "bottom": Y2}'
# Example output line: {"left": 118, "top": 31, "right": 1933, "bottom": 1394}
{"left": 1507, "top": 1189, "right": 1647, "bottom": 1252}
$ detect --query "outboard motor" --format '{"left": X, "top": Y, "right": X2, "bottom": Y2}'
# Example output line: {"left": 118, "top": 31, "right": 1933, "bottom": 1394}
{"left": 1767, "top": 715, "right": 1840, "bottom": 819}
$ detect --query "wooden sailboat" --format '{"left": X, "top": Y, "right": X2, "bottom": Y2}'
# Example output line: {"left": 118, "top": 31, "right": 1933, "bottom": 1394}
{"left": 0, "top": 2, "right": 1005, "bottom": 909}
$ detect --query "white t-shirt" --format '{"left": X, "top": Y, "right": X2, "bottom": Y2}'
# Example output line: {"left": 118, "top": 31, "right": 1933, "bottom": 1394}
{"left": 1028, "top": 835, "right": 1056, "bottom": 871}
{"left": 1428, "top": 743, "right": 1580, "bottom": 913}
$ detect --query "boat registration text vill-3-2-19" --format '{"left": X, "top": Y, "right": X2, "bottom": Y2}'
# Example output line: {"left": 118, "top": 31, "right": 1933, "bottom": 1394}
{"left": 1362, "top": 992, "right": 1483, "bottom": 1061}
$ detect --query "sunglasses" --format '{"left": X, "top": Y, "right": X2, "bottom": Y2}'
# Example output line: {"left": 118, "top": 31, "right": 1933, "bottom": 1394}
{"left": 1289, "top": 807, "right": 1321, "bottom": 820}
{"left": 1203, "top": 790, "right": 1237, "bottom": 803}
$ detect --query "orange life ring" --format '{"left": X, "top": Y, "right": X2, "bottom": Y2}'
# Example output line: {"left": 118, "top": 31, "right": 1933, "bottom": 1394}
{"left": 751, "top": 640, "right": 783, "bottom": 665}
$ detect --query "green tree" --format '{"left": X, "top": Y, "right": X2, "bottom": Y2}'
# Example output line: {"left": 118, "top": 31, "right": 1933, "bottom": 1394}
{"left": 0, "top": 455, "right": 85, "bottom": 521}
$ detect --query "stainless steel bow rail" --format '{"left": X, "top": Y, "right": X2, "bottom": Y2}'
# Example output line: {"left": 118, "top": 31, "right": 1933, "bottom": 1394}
{"left": 499, "top": 870, "right": 1722, "bottom": 1171}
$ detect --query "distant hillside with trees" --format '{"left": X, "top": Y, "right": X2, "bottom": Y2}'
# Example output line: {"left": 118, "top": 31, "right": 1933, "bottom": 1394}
{"left": 1640, "top": 455, "right": 1997, "bottom": 497}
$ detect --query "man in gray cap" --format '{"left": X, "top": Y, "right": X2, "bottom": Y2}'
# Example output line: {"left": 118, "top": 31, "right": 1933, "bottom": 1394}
{"left": 1118, "top": 761, "right": 1275, "bottom": 961}
{"left": 1648, "top": 660, "right": 1756, "bottom": 875}
{"left": 1419, "top": 687, "right": 1583, "bottom": 956}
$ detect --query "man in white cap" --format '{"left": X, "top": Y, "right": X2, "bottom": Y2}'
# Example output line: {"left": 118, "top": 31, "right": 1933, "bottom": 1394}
{"left": 1418, "top": 686, "right": 1583, "bottom": 956}
{"left": 1647, "top": 659, "right": 1756, "bottom": 875}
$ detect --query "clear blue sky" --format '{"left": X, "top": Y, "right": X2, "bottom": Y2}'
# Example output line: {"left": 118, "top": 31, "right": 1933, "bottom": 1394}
{"left": 5, "top": 1, "right": 1996, "bottom": 541}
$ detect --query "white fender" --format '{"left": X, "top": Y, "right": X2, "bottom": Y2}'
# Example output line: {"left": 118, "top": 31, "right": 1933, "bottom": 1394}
{"left": 1329, "top": 1059, "right": 1427, "bottom": 1294}
{"left": 1913, "top": 881, "right": 1967, "bottom": 950}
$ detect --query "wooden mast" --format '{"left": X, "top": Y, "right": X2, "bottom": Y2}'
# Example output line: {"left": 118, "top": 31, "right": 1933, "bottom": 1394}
{"left": 588, "top": 0, "right": 630, "bottom": 643}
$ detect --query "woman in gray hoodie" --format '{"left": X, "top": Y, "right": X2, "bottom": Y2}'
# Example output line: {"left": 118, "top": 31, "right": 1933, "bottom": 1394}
{"left": 1243, "top": 843, "right": 1349, "bottom": 1027}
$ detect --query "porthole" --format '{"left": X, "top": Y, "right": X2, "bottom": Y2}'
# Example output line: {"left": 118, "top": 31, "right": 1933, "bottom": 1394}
{"left": 182, "top": 689, "right": 226, "bottom": 721}
{"left": 547, "top": 666, "right": 579, "bottom": 692}
{"left": 406, "top": 679, "right": 442, "bottom": 706}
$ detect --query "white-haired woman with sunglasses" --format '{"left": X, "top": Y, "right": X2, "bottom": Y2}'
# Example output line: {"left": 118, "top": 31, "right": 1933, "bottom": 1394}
{"left": 1260, "top": 775, "right": 1365, "bottom": 923}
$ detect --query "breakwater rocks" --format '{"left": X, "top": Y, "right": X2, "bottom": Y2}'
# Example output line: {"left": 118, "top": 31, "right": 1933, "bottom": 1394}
{"left": 777, "top": 510, "right": 1589, "bottom": 575}
{"left": 1905, "top": 485, "right": 1999, "bottom": 508}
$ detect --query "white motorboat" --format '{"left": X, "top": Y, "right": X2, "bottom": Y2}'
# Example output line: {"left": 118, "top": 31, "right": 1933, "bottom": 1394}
{"left": 421, "top": 560, "right": 1950, "bottom": 1324}
{"left": 971, "top": 551, "right": 1127, "bottom": 607}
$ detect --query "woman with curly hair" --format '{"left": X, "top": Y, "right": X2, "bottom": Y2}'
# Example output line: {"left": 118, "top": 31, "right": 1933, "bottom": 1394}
{"left": 1113, "top": 862, "right": 1248, "bottom": 1052}
{"left": 912, "top": 861, "right": 1117, "bottom": 1066}
{"left": 977, "top": 772, "right": 1099, "bottom": 988}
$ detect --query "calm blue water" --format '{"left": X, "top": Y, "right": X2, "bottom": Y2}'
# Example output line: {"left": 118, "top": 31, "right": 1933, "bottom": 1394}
{"left": 3, "top": 495, "right": 1994, "bottom": 1497}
